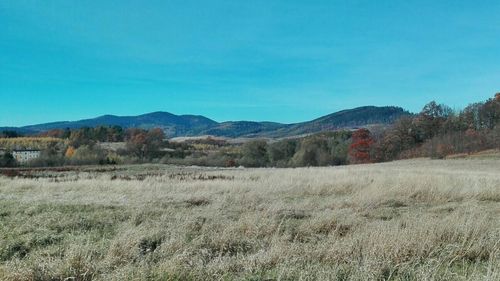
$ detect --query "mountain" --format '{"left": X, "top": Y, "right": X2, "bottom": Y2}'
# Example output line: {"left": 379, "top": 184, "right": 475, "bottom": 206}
{"left": 1, "top": 106, "right": 411, "bottom": 138}
{"left": 5, "top": 112, "right": 218, "bottom": 137}
{"left": 197, "top": 106, "right": 411, "bottom": 138}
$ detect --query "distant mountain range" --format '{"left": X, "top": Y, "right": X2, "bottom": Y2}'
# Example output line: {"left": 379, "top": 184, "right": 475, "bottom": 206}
{"left": 1, "top": 106, "right": 412, "bottom": 138}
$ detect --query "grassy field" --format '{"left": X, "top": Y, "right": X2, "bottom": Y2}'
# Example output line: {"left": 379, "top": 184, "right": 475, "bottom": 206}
{"left": 0, "top": 159, "right": 499, "bottom": 280}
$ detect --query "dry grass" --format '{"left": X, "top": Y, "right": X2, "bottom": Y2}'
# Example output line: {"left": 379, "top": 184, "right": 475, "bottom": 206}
{"left": 0, "top": 159, "right": 499, "bottom": 280}
{"left": 446, "top": 149, "right": 500, "bottom": 160}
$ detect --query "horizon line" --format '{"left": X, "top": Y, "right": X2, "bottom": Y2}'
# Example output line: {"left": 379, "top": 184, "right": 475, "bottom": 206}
{"left": 1, "top": 104, "right": 412, "bottom": 129}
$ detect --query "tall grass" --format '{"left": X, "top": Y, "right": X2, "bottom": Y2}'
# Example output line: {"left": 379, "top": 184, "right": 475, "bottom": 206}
{"left": 0, "top": 159, "right": 499, "bottom": 280}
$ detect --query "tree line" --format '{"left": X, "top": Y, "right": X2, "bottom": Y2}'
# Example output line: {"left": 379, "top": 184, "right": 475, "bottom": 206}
{"left": 373, "top": 93, "right": 500, "bottom": 160}
{"left": 172, "top": 93, "right": 499, "bottom": 167}
{"left": 0, "top": 127, "right": 167, "bottom": 167}
{"left": 1, "top": 93, "right": 499, "bottom": 168}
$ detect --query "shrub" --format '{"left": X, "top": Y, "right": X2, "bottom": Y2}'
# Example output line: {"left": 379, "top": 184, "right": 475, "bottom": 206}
{"left": 68, "top": 145, "right": 107, "bottom": 165}
{"left": 239, "top": 140, "right": 269, "bottom": 167}
{"left": 0, "top": 152, "right": 17, "bottom": 167}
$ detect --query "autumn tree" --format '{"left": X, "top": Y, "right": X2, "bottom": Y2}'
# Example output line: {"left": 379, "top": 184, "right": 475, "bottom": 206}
{"left": 376, "top": 116, "right": 419, "bottom": 161}
{"left": 349, "top": 129, "right": 374, "bottom": 164}
{"left": 125, "top": 128, "right": 165, "bottom": 159}
{"left": 415, "top": 101, "right": 452, "bottom": 140}
{"left": 65, "top": 146, "right": 76, "bottom": 158}
{"left": 69, "top": 127, "right": 95, "bottom": 148}
{"left": 126, "top": 130, "right": 148, "bottom": 158}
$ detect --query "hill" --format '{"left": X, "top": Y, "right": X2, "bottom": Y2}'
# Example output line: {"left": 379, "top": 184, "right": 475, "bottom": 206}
{"left": 276, "top": 106, "right": 411, "bottom": 137}
{"left": 1, "top": 106, "right": 411, "bottom": 138}
{"left": 199, "top": 121, "right": 285, "bottom": 138}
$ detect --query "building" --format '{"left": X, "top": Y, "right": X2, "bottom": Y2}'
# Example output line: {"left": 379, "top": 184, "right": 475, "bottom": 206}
{"left": 12, "top": 149, "right": 41, "bottom": 164}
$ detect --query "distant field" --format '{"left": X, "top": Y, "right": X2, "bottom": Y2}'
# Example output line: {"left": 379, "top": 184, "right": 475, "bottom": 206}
{"left": 0, "top": 137, "right": 64, "bottom": 150}
{"left": 0, "top": 159, "right": 499, "bottom": 280}
{"left": 446, "top": 149, "right": 500, "bottom": 160}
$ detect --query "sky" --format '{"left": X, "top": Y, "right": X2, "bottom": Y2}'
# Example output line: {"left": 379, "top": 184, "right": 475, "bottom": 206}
{"left": 1, "top": 0, "right": 499, "bottom": 127}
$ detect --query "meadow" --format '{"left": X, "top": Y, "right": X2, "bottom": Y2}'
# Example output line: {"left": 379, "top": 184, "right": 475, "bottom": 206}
{"left": 0, "top": 159, "right": 499, "bottom": 280}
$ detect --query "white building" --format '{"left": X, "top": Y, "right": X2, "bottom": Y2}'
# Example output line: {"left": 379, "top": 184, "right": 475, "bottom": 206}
{"left": 12, "top": 149, "right": 41, "bottom": 164}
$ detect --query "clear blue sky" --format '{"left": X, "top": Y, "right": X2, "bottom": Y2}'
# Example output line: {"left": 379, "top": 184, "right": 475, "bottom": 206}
{"left": 1, "top": 0, "right": 499, "bottom": 126}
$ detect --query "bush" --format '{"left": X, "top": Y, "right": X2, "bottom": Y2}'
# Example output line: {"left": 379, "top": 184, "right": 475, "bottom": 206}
{"left": 291, "top": 132, "right": 350, "bottom": 167}
{"left": 68, "top": 145, "right": 107, "bottom": 165}
{"left": 268, "top": 140, "right": 298, "bottom": 166}
{"left": 292, "top": 138, "right": 331, "bottom": 166}
{"left": 239, "top": 140, "right": 269, "bottom": 167}
{"left": 27, "top": 154, "right": 65, "bottom": 167}
{"left": 0, "top": 152, "right": 17, "bottom": 167}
